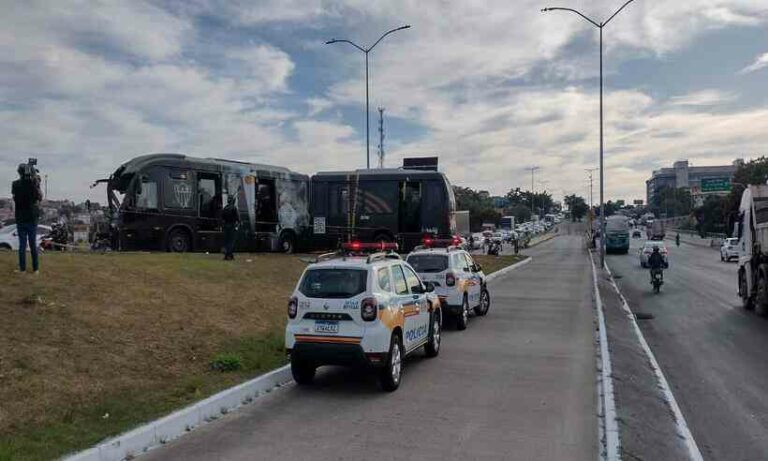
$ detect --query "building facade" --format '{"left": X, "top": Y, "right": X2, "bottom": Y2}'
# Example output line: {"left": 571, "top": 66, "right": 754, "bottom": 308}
{"left": 646, "top": 159, "right": 742, "bottom": 208}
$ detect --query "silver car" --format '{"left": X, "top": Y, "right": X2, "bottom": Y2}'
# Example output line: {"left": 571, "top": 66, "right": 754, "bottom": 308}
{"left": 720, "top": 238, "right": 739, "bottom": 262}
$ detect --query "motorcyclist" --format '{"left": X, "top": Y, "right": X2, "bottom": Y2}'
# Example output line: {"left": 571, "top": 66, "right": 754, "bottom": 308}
{"left": 675, "top": 233, "right": 680, "bottom": 247}
{"left": 648, "top": 245, "right": 665, "bottom": 283}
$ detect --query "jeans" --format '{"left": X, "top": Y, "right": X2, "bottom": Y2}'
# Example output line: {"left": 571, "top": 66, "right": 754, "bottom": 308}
{"left": 223, "top": 225, "right": 236, "bottom": 260}
{"left": 17, "top": 223, "right": 39, "bottom": 272}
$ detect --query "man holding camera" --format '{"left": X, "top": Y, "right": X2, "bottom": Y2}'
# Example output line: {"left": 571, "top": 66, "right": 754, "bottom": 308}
{"left": 12, "top": 160, "right": 43, "bottom": 273}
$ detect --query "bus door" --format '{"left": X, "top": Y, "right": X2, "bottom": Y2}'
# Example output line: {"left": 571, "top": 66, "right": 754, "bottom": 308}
{"left": 197, "top": 172, "right": 222, "bottom": 251}
{"left": 256, "top": 179, "right": 277, "bottom": 234}
{"left": 399, "top": 181, "right": 422, "bottom": 234}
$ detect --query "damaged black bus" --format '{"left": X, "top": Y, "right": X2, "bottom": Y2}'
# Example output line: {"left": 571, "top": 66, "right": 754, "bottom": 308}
{"left": 94, "top": 153, "right": 310, "bottom": 253}
{"left": 309, "top": 168, "right": 457, "bottom": 252}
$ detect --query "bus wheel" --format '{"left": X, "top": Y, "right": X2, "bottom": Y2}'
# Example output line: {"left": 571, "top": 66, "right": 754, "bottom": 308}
{"left": 279, "top": 232, "right": 295, "bottom": 254}
{"left": 167, "top": 229, "right": 191, "bottom": 252}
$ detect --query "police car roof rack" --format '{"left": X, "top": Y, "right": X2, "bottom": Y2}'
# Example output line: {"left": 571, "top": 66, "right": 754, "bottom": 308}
{"left": 366, "top": 251, "right": 402, "bottom": 264}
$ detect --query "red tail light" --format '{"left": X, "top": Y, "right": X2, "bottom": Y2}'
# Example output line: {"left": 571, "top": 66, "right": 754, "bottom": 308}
{"left": 361, "top": 297, "right": 378, "bottom": 321}
{"left": 423, "top": 237, "right": 434, "bottom": 246}
{"left": 288, "top": 296, "right": 298, "bottom": 319}
{"left": 446, "top": 271, "right": 456, "bottom": 287}
{"left": 342, "top": 241, "right": 398, "bottom": 252}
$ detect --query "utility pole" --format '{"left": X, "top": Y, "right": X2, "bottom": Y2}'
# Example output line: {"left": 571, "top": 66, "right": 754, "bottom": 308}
{"left": 377, "top": 107, "right": 385, "bottom": 168}
{"left": 526, "top": 166, "right": 540, "bottom": 219}
{"left": 585, "top": 168, "right": 597, "bottom": 211}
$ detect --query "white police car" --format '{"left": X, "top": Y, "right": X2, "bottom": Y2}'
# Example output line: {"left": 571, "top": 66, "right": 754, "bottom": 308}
{"left": 285, "top": 242, "right": 442, "bottom": 391}
{"left": 406, "top": 240, "right": 490, "bottom": 330}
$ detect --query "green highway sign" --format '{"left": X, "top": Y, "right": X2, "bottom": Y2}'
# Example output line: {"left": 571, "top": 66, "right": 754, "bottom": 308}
{"left": 700, "top": 177, "right": 731, "bottom": 193}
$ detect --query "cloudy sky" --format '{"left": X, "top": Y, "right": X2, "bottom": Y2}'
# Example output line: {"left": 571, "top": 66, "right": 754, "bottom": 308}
{"left": 1, "top": 0, "right": 767, "bottom": 204}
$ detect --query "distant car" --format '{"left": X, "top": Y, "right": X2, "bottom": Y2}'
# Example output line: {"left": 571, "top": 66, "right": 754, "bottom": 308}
{"left": 0, "top": 224, "right": 52, "bottom": 251}
{"left": 720, "top": 238, "right": 739, "bottom": 262}
{"left": 491, "top": 232, "right": 503, "bottom": 243}
{"left": 470, "top": 233, "right": 484, "bottom": 250}
{"left": 406, "top": 246, "right": 490, "bottom": 330}
{"left": 639, "top": 241, "right": 669, "bottom": 268}
{"left": 631, "top": 229, "right": 642, "bottom": 239}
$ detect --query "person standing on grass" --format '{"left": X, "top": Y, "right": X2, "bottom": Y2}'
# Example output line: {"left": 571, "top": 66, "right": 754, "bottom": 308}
{"left": 12, "top": 163, "right": 43, "bottom": 273}
{"left": 221, "top": 196, "right": 240, "bottom": 260}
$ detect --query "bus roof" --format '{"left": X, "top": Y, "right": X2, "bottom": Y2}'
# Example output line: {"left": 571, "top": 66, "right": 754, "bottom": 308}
{"left": 313, "top": 168, "right": 448, "bottom": 182}
{"left": 115, "top": 153, "right": 305, "bottom": 178}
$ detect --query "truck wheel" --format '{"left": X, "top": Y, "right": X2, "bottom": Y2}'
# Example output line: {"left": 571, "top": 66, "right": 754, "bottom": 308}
{"left": 456, "top": 295, "right": 470, "bottom": 330}
{"left": 424, "top": 312, "right": 441, "bottom": 358}
{"left": 757, "top": 267, "right": 768, "bottom": 316}
{"left": 379, "top": 333, "right": 403, "bottom": 392}
{"left": 291, "top": 358, "right": 316, "bottom": 385}
{"left": 740, "top": 271, "right": 754, "bottom": 311}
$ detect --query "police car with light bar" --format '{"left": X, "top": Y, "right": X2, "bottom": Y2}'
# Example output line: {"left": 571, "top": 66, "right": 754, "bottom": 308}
{"left": 406, "top": 238, "right": 490, "bottom": 330}
{"left": 285, "top": 241, "right": 442, "bottom": 391}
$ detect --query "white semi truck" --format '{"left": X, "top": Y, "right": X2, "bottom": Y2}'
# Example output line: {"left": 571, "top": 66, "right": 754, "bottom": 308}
{"left": 737, "top": 185, "right": 768, "bottom": 314}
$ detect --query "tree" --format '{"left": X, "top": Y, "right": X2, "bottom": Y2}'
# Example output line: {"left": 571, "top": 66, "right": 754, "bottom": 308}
{"left": 564, "top": 194, "right": 588, "bottom": 222}
{"left": 505, "top": 188, "right": 554, "bottom": 217}
{"left": 650, "top": 186, "right": 692, "bottom": 218}
{"left": 695, "top": 195, "right": 728, "bottom": 236}
{"left": 453, "top": 186, "right": 500, "bottom": 231}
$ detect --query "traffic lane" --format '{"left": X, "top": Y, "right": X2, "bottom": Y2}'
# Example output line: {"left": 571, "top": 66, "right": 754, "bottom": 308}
{"left": 607, "top": 238, "right": 768, "bottom": 460}
{"left": 144, "top": 234, "right": 597, "bottom": 461}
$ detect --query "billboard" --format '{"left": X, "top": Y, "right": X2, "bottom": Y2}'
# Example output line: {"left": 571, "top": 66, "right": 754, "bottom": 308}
{"left": 700, "top": 177, "right": 731, "bottom": 193}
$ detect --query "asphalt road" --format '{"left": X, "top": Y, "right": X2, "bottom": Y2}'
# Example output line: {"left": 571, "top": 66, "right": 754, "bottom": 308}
{"left": 144, "top": 226, "right": 597, "bottom": 461}
{"left": 606, "top": 236, "right": 768, "bottom": 460}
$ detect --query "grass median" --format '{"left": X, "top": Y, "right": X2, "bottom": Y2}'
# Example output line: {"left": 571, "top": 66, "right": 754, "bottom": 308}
{"left": 0, "top": 249, "right": 527, "bottom": 460}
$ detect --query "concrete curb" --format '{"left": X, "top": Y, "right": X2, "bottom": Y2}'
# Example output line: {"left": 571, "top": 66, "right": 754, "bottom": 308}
{"left": 485, "top": 256, "right": 532, "bottom": 282}
{"left": 63, "top": 365, "right": 292, "bottom": 461}
{"left": 602, "top": 263, "right": 704, "bottom": 461}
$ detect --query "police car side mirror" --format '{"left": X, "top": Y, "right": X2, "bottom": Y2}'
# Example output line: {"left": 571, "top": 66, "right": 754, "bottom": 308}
{"left": 423, "top": 282, "right": 435, "bottom": 293}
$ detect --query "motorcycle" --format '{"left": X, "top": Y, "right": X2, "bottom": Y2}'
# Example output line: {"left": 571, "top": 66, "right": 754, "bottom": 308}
{"left": 41, "top": 222, "right": 70, "bottom": 251}
{"left": 651, "top": 269, "right": 664, "bottom": 294}
{"left": 487, "top": 240, "right": 502, "bottom": 256}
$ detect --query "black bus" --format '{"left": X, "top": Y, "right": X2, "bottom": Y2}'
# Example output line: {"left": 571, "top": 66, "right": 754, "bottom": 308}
{"left": 308, "top": 168, "right": 457, "bottom": 251}
{"left": 97, "top": 153, "right": 310, "bottom": 253}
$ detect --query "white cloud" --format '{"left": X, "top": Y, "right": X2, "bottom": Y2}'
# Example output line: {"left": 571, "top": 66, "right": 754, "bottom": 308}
{"left": 226, "top": 45, "right": 296, "bottom": 93}
{"left": 739, "top": 52, "right": 768, "bottom": 74}
{"left": 668, "top": 90, "right": 737, "bottom": 106}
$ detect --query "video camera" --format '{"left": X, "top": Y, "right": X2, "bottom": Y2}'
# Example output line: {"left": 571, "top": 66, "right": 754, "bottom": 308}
{"left": 20, "top": 157, "right": 38, "bottom": 178}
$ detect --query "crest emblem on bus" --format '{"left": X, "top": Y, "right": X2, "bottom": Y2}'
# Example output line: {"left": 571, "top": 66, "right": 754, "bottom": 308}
{"left": 173, "top": 183, "right": 192, "bottom": 208}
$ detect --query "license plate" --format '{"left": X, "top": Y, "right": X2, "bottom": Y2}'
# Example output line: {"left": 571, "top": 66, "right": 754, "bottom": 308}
{"left": 314, "top": 320, "right": 339, "bottom": 334}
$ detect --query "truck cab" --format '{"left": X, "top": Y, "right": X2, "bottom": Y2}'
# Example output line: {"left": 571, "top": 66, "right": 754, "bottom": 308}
{"left": 737, "top": 185, "right": 768, "bottom": 312}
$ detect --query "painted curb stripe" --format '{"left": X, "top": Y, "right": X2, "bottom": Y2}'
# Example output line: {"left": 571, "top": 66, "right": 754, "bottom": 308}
{"left": 603, "top": 261, "right": 704, "bottom": 461}
{"left": 63, "top": 365, "right": 293, "bottom": 461}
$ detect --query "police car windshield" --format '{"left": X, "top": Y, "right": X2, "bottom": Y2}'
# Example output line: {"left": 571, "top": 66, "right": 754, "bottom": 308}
{"left": 406, "top": 254, "right": 449, "bottom": 273}
{"left": 299, "top": 268, "right": 368, "bottom": 298}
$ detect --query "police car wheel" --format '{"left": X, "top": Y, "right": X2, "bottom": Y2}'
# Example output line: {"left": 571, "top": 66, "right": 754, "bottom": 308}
{"left": 456, "top": 296, "right": 469, "bottom": 331}
{"left": 425, "top": 314, "right": 441, "bottom": 358}
{"left": 379, "top": 333, "right": 403, "bottom": 392}
{"left": 291, "top": 358, "right": 316, "bottom": 385}
{"left": 475, "top": 288, "right": 490, "bottom": 316}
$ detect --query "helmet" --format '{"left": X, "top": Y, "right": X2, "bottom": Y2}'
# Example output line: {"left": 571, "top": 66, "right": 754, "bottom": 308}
{"left": 652, "top": 246, "right": 660, "bottom": 253}
{"left": 227, "top": 195, "right": 236, "bottom": 205}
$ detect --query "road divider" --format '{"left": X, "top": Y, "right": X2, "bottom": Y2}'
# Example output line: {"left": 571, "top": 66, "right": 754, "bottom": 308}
{"left": 485, "top": 256, "right": 532, "bottom": 282}
{"left": 602, "top": 261, "right": 704, "bottom": 461}
{"left": 64, "top": 366, "right": 292, "bottom": 461}
{"left": 589, "top": 251, "right": 620, "bottom": 461}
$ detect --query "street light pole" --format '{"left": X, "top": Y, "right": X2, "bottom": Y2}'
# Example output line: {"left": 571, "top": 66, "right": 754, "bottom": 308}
{"left": 326, "top": 25, "right": 411, "bottom": 169}
{"left": 527, "top": 166, "right": 540, "bottom": 218}
{"left": 542, "top": 0, "right": 635, "bottom": 268}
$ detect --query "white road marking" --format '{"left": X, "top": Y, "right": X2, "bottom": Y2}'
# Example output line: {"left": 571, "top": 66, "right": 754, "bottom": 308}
{"left": 603, "top": 261, "right": 704, "bottom": 461}
{"left": 589, "top": 251, "right": 620, "bottom": 461}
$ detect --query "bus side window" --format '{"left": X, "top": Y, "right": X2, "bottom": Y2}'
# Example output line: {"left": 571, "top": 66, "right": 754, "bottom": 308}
{"left": 136, "top": 175, "right": 158, "bottom": 209}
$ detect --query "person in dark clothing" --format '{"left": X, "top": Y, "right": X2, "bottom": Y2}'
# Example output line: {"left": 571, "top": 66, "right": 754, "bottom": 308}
{"left": 221, "top": 196, "right": 240, "bottom": 260}
{"left": 648, "top": 246, "right": 665, "bottom": 283}
{"left": 11, "top": 164, "right": 43, "bottom": 273}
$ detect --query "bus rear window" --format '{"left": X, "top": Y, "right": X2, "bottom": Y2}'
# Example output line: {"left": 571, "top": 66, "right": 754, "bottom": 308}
{"left": 299, "top": 269, "right": 368, "bottom": 298}
{"left": 406, "top": 254, "right": 448, "bottom": 273}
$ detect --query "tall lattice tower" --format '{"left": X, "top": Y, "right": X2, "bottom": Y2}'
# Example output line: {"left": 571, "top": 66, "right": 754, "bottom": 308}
{"left": 377, "top": 107, "right": 385, "bottom": 168}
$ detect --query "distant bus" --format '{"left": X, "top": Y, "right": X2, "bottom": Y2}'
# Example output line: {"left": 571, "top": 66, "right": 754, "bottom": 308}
{"left": 97, "top": 153, "right": 310, "bottom": 253}
{"left": 309, "top": 168, "right": 457, "bottom": 252}
{"left": 605, "top": 215, "right": 630, "bottom": 254}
